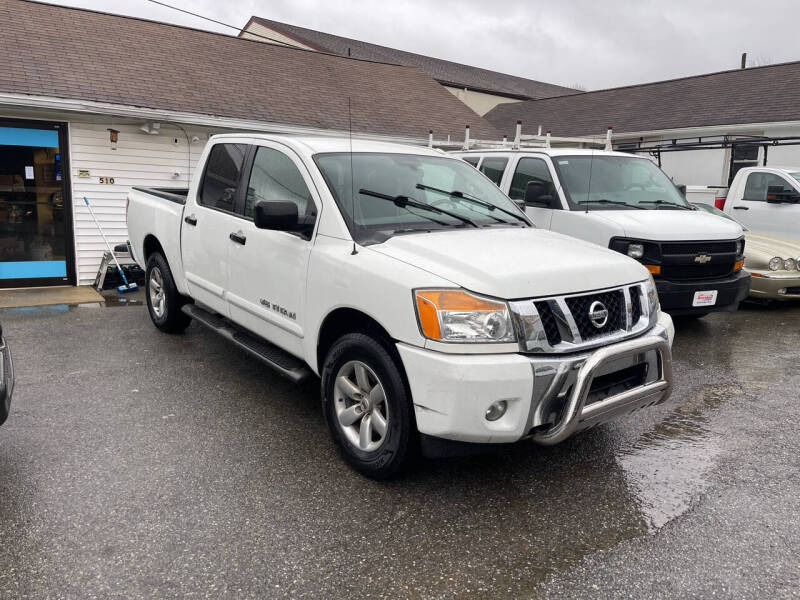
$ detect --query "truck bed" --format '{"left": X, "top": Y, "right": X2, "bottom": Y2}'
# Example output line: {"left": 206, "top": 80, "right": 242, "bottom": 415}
{"left": 131, "top": 187, "right": 189, "bottom": 205}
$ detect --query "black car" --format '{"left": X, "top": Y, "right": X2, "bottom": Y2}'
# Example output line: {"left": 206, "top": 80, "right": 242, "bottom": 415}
{"left": 0, "top": 322, "right": 13, "bottom": 426}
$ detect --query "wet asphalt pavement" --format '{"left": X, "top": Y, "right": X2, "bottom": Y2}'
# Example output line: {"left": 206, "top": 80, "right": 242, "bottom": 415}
{"left": 0, "top": 293, "right": 798, "bottom": 599}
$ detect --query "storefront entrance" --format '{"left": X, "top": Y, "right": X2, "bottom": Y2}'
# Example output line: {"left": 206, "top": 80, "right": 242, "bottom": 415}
{"left": 0, "top": 120, "right": 73, "bottom": 288}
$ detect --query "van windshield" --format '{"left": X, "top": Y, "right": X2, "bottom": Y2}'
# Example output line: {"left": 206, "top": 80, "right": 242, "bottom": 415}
{"left": 552, "top": 155, "right": 691, "bottom": 210}
{"left": 314, "top": 152, "right": 528, "bottom": 244}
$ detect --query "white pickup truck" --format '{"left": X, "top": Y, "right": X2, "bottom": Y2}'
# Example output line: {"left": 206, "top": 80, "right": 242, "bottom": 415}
{"left": 715, "top": 166, "right": 800, "bottom": 239}
{"left": 453, "top": 149, "right": 750, "bottom": 318}
{"left": 127, "top": 134, "right": 674, "bottom": 478}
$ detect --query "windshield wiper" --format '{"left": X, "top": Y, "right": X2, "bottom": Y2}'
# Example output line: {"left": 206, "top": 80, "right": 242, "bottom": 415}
{"left": 638, "top": 200, "right": 695, "bottom": 210}
{"left": 415, "top": 183, "right": 529, "bottom": 225}
{"left": 576, "top": 198, "right": 647, "bottom": 210}
{"left": 358, "top": 188, "right": 478, "bottom": 228}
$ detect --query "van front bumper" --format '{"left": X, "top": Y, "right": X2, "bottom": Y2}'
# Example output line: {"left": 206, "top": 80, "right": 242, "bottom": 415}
{"left": 397, "top": 315, "right": 673, "bottom": 445}
{"left": 656, "top": 270, "right": 750, "bottom": 315}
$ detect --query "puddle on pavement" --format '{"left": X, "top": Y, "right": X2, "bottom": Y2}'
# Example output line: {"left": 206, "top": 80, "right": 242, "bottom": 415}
{"left": 101, "top": 293, "right": 144, "bottom": 307}
{"left": 617, "top": 383, "right": 743, "bottom": 533}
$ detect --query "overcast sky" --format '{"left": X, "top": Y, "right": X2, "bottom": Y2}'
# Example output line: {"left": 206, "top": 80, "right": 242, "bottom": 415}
{"left": 48, "top": 0, "right": 800, "bottom": 90}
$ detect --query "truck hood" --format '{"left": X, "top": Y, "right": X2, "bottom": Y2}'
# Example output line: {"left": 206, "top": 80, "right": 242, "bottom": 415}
{"left": 368, "top": 227, "right": 649, "bottom": 299}
{"left": 591, "top": 209, "right": 743, "bottom": 241}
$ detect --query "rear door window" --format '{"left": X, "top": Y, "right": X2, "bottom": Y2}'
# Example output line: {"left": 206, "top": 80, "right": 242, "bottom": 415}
{"left": 462, "top": 156, "right": 480, "bottom": 167}
{"left": 199, "top": 143, "right": 247, "bottom": 212}
{"left": 479, "top": 156, "right": 508, "bottom": 187}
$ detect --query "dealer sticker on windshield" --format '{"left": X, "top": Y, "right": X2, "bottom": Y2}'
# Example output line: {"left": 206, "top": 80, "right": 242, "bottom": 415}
{"left": 692, "top": 290, "right": 718, "bottom": 307}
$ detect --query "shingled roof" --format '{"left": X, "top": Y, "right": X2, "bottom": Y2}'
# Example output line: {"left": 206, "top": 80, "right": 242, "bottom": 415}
{"left": 242, "top": 16, "right": 577, "bottom": 100}
{"left": 0, "top": 0, "right": 499, "bottom": 140}
{"left": 485, "top": 61, "right": 800, "bottom": 138}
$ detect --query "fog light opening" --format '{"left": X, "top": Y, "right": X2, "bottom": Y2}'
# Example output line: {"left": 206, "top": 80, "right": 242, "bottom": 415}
{"left": 485, "top": 400, "right": 508, "bottom": 422}
{"left": 778, "top": 288, "right": 787, "bottom": 295}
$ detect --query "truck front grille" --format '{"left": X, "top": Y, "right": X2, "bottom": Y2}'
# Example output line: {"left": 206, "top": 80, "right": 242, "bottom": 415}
{"left": 510, "top": 282, "right": 654, "bottom": 353}
{"left": 534, "top": 300, "right": 562, "bottom": 345}
{"left": 565, "top": 290, "right": 625, "bottom": 340}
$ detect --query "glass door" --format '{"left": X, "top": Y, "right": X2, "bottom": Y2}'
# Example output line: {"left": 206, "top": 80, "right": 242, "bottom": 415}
{"left": 0, "top": 121, "right": 73, "bottom": 287}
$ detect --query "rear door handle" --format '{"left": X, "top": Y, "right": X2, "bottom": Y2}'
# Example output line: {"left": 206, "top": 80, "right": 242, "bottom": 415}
{"left": 184, "top": 214, "right": 197, "bottom": 225}
{"left": 229, "top": 231, "right": 247, "bottom": 245}
{"left": 733, "top": 206, "right": 749, "bottom": 210}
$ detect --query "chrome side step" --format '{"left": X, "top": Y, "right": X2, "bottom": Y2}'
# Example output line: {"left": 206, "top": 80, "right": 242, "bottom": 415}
{"left": 182, "top": 304, "right": 313, "bottom": 384}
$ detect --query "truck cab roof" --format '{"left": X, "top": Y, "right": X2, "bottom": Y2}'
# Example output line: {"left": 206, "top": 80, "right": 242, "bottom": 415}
{"left": 208, "top": 133, "right": 447, "bottom": 158}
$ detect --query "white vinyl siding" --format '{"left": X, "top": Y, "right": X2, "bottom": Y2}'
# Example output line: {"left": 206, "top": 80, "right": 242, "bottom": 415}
{"left": 68, "top": 122, "right": 212, "bottom": 284}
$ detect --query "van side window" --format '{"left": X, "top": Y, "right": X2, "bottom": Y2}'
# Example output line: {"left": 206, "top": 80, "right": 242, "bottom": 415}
{"left": 245, "top": 147, "right": 315, "bottom": 223}
{"left": 743, "top": 172, "right": 794, "bottom": 201}
{"left": 199, "top": 143, "right": 247, "bottom": 212}
{"left": 479, "top": 157, "right": 508, "bottom": 186}
{"left": 509, "top": 157, "right": 554, "bottom": 201}
{"left": 462, "top": 156, "right": 480, "bottom": 167}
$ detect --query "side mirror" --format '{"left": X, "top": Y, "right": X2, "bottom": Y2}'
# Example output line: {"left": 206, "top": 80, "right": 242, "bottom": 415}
{"left": 676, "top": 184, "right": 687, "bottom": 197}
{"left": 512, "top": 198, "right": 526, "bottom": 212}
{"left": 254, "top": 200, "right": 311, "bottom": 234}
{"left": 524, "top": 181, "right": 555, "bottom": 208}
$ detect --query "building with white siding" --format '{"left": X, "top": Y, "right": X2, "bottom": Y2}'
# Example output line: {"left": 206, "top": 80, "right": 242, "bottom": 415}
{"left": 0, "top": 0, "right": 500, "bottom": 289}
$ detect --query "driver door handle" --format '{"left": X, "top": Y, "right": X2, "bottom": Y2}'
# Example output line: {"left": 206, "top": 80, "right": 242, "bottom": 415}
{"left": 733, "top": 206, "right": 749, "bottom": 210}
{"left": 229, "top": 231, "right": 247, "bottom": 245}
{"left": 184, "top": 214, "right": 197, "bottom": 225}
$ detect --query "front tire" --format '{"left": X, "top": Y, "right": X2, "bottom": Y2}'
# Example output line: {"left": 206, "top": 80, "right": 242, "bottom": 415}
{"left": 145, "top": 253, "right": 191, "bottom": 333}
{"left": 321, "top": 333, "right": 414, "bottom": 479}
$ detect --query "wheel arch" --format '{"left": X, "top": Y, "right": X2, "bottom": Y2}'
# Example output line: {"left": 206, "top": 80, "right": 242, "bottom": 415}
{"left": 142, "top": 234, "right": 165, "bottom": 264}
{"left": 315, "top": 307, "right": 398, "bottom": 375}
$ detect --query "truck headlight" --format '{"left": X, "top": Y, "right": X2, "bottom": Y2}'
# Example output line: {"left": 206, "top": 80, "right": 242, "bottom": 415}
{"left": 627, "top": 243, "right": 645, "bottom": 259}
{"left": 645, "top": 273, "right": 660, "bottom": 313}
{"left": 415, "top": 289, "right": 515, "bottom": 343}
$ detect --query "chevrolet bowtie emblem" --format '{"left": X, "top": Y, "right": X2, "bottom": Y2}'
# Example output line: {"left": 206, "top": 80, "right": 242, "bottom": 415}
{"left": 694, "top": 254, "right": 712, "bottom": 264}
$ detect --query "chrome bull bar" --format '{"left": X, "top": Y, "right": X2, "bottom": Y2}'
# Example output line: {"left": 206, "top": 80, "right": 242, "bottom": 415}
{"left": 531, "top": 335, "right": 672, "bottom": 446}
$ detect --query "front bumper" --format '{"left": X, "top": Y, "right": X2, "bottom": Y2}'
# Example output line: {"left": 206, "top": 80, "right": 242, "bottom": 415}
{"left": 656, "top": 270, "right": 750, "bottom": 315}
{"left": 0, "top": 335, "right": 13, "bottom": 426}
{"left": 748, "top": 271, "right": 800, "bottom": 300}
{"left": 398, "top": 314, "right": 673, "bottom": 445}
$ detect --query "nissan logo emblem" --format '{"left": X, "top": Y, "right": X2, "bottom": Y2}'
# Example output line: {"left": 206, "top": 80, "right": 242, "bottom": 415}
{"left": 588, "top": 301, "right": 609, "bottom": 329}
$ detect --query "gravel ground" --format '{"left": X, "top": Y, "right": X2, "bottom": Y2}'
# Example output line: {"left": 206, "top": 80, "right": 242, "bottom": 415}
{"left": 0, "top": 294, "right": 798, "bottom": 599}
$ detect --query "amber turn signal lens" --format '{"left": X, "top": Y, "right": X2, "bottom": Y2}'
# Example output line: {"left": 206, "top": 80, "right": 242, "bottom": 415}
{"left": 645, "top": 264, "right": 661, "bottom": 275}
{"left": 415, "top": 294, "right": 442, "bottom": 340}
{"left": 734, "top": 259, "right": 744, "bottom": 271}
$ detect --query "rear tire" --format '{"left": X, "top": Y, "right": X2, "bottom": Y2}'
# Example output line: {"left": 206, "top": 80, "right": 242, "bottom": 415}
{"left": 321, "top": 333, "right": 414, "bottom": 479}
{"left": 145, "top": 252, "right": 191, "bottom": 333}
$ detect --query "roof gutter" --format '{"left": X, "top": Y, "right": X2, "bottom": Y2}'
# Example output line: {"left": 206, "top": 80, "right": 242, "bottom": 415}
{"left": 0, "top": 92, "right": 432, "bottom": 145}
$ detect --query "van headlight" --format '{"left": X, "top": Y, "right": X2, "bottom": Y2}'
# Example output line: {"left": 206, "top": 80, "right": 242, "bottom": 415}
{"left": 645, "top": 274, "right": 660, "bottom": 314}
{"left": 414, "top": 289, "right": 515, "bottom": 343}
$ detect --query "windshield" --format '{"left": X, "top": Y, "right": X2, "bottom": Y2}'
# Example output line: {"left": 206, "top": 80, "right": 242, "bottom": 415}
{"left": 314, "top": 152, "right": 528, "bottom": 243}
{"left": 552, "top": 155, "right": 690, "bottom": 210}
